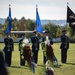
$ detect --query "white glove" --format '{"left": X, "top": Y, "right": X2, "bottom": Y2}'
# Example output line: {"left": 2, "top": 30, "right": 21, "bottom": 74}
{"left": 22, "top": 38, "right": 29, "bottom": 47}
{"left": 45, "top": 36, "right": 50, "bottom": 46}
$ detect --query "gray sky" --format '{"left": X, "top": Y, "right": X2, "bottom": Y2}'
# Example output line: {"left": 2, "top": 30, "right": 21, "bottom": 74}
{"left": 0, "top": 0, "right": 75, "bottom": 20}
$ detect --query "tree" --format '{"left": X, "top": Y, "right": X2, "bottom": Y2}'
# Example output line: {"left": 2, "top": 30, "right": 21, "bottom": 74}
{"left": 56, "top": 28, "right": 62, "bottom": 37}
{"left": 25, "top": 19, "right": 35, "bottom": 38}
{"left": 18, "top": 17, "right": 26, "bottom": 31}
{"left": 43, "top": 22, "right": 59, "bottom": 38}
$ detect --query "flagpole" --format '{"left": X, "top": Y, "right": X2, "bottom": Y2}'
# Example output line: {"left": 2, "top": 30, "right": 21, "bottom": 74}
{"left": 66, "top": 2, "right": 69, "bottom": 30}
{"left": 36, "top": 5, "right": 38, "bottom": 8}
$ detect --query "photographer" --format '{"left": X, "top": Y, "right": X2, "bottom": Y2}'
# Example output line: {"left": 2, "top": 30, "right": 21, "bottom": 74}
{"left": 0, "top": 51, "right": 8, "bottom": 75}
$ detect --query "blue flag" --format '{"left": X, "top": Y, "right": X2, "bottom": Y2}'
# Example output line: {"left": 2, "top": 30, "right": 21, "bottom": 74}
{"left": 35, "top": 5, "right": 43, "bottom": 34}
{"left": 6, "top": 5, "right": 13, "bottom": 34}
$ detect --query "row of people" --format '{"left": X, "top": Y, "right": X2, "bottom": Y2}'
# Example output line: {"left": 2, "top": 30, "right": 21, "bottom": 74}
{"left": 19, "top": 30, "right": 54, "bottom": 66}
{"left": 3, "top": 30, "right": 69, "bottom": 67}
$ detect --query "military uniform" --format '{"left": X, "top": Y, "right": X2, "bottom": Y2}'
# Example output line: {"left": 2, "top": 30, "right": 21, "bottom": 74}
{"left": 60, "top": 30, "right": 69, "bottom": 63}
{"left": 3, "top": 36, "right": 14, "bottom": 66}
{"left": 19, "top": 39, "right": 25, "bottom": 66}
{"left": 42, "top": 36, "right": 53, "bottom": 64}
{"left": 31, "top": 35, "right": 39, "bottom": 64}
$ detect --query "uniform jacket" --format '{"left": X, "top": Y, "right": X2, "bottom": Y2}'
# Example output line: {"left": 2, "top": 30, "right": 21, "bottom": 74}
{"left": 31, "top": 36, "right": 39, "bottom": 51}
{"left": 19, "top": 39, "right": 23, "bottom": 51}
{"left": 3, "top": 37, "right": 14, "bottom": 52}
{"left": 60, "top": 35, "right": 69, "bottom": 49}
{"left": 42, "top": 36, "right": 53, "bottom": 45}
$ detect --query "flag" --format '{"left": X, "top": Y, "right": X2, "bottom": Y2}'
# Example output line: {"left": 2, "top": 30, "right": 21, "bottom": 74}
{"left": 6, "top": 5, "right": 13, "bottom": 34}
{"left": 35, "top": 5, "right": 43, "bottom": 34}
{"left": 67, "top": 6, "right": 75, "bottom": 23}
{"left": 67, "top": 5, "right": 75, "bottom": 30}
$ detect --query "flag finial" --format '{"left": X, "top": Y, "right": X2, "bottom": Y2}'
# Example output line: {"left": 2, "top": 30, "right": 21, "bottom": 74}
{"left": 9, "top": 4, "right": 11, "bottom": 8}
{"left": 67, "top": 2, "right": 69, "bottom": 6}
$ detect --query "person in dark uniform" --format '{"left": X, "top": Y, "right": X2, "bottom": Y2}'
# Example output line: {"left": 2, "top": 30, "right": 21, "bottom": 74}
{"left": 31, "top": 31, "right": 39, "bottom": 64}
{"left": 0, "top": 51, "right": 9, "bottom": 75}
{"left": 41, "top": 31, "right": 53, "bottom": 64}
{"left": 19, "top": 34, "right": 26, "bottom": 66}
{"left": 3, "top": 34, "right": 14, "bottom": 67}
{"left": 60, "top": 30, "right": 69, "bottom": 63}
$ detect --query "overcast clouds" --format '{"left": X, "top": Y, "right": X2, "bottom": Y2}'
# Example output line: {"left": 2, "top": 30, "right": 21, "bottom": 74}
{"left": 0, "top": 0, "right": 75, "bottom": 20}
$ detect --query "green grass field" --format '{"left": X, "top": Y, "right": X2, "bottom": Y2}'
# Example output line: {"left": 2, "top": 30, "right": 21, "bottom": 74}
{"left": 0, "top": 43, "right": 75, "bottom": 75}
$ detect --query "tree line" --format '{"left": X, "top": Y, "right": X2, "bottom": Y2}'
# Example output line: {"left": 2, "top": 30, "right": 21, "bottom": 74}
{"left": 0, "top": 17, "right": 75, "bottom": 42}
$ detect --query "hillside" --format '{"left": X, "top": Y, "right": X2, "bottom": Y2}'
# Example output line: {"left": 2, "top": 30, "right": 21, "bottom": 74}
{"left": 0, "top": 18, "right": 66, "bottom": 26}
{"left": 0, "top": 18, "right": 5, "bottom": 24}
{"left": 41, "top": 19, "right": 66, "bottom": 26}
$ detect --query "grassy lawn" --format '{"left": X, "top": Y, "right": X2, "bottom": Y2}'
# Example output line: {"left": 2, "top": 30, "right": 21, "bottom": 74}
{"left": 0, "top": 43, "right": 75, "bottom": 75}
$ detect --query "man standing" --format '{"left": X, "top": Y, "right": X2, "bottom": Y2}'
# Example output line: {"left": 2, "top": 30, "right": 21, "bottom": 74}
{"left": 3, "top": 34, "right": 14, "bottom": 67}
{"left": 31, "top": 31, "right": 39, "bottom": 64}
{"left": 60, "top": 30, "right": 69, "bottom": 63}
{"left": 19, "top": 34, "right": 26, "bottom": 66}
{"left": 42, "top": 31, "right": 53, "bottom": 64}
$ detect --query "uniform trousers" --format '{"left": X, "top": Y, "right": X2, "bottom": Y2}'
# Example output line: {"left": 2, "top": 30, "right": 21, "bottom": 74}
{"left": 61, "top": 48, "right": 68, "bottom": 63}
{"left": 20, "top": 50, "right": 25, "bottom": 66}
{"left": 4, "top": 51, "right": 12, "bottom": 66}
{"left": 33, "top": 50, "right": 38, "bottom": 64}
{"left": 43, "top": 56, "right": 47, "bottom": 64}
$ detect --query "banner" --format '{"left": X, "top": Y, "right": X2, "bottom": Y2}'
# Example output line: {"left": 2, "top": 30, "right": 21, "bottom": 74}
{"left": 6, "top": 5, "right": 13, "bottom": 34}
